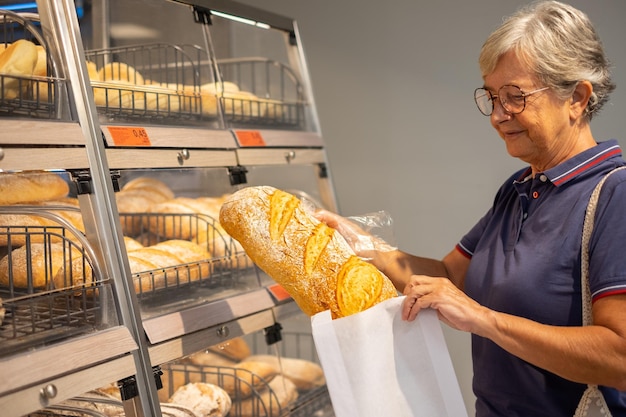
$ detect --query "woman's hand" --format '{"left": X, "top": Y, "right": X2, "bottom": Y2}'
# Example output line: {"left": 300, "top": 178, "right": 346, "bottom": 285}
{"left": 401, "top": 274, "right": 490, "bottom": 334}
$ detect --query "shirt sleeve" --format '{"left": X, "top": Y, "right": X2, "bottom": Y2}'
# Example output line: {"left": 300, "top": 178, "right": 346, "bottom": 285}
{"left": 588, "top": 168, "right": 626, "bottom": 300}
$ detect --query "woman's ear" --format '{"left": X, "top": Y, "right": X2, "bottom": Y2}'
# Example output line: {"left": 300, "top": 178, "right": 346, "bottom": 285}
{"left": 570, "top": 80, "right": 593, "bottom": 120}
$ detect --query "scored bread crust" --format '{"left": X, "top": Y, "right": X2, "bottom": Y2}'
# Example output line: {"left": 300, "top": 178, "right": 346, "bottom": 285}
{"left": 219, "top": 186, "right": 397, "bottom": 319}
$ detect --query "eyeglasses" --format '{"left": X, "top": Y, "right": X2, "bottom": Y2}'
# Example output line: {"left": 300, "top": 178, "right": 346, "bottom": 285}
{"left": 474, "top": 85, "right": 549, "bottom": 116}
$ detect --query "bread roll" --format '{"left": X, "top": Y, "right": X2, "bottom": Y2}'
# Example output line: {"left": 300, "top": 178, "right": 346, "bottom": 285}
{"left": 116, "top": 187, "right": 171, "bottom": 235}
{"left": 0, "top": 242, "right": 81, "bottom": 289}
{"left": 145, "top": 200, "right": 213, "bottom": 241}
{"left": 231, "top": 374, "right": 298, "bottom": 417}
{"left": 246, "top": 355, "right": 325, "bottom": 391}
{"left": 151, "top": 239, "right": 211, "bottom": 280}
{"left": 86, "top": 61, "right": 100, "bottom": 81}
{"left": 159, "top": 364, "right": 204, "bottom": 403}
{"left": 219, "top": 186, "right": 397, "bottom": 319}
{"left": 128, "top": 247, "right": 186, "bottom": 286}
{"left": 127, "top": 254, "right": 161, "bottom": 294}
{"left": 98, "top": 62, "right": 145, "bottom": 85}
{"left": 201, "top": 360, "right": 279, "bottom": 399}
{"left": 0, "top": 39, "right": 38, "bottom": 99}
{"left": 124, "top": 236, "right": 144, "bottom": 251}
{"left": 122, "top": 177, "right": 175, "bottom": 201}
{"left": 186, "top": 350, "right": 239, "bottom": 368}
{"left": 0, "top": 171, "right": 69, "bottom": 205}
{"left": 168, "top": 382, "right": 231, "bottom": 417}
{"left": 207, "top": 337, "right": 251, "bottom": 362}
{"left": 0, "top": 196, "right": 84, "bottom": 246}
{"left": 52, "top": 253, "right": 94, "bottom": 292}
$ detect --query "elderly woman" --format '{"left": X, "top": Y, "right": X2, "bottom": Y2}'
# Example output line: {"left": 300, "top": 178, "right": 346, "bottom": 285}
{"left": 317, "top": 1, "right": 626, "bottom": 415}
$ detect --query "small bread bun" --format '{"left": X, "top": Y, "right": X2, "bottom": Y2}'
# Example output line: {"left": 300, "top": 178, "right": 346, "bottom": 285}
{"left": 168, "top": 382, "right": 232, "bottom": 417}
{"left": 0, "top": 39, "right": 38, "bottom": 99}
{"left": 86, "top": 61, "right": 100, "bottom": 81}
{"left": 98, "top": 62, "right": 145, "bottom": 85}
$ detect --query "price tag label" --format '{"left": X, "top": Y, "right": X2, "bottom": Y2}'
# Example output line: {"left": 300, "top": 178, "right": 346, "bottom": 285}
{"left": 235, "top": 130, "right": 266, "bottom": 147}
{"left": 267, "top": 283, "right": 292, "bottom": 302}
{"left": 107, "top": 126, "right": 152, "bottom": 146}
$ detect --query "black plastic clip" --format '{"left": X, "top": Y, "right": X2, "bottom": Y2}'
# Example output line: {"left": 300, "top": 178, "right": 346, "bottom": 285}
{"left": 228, "top": 166, "right": 248, "bottom": 186}
{"left": 117, "top": 366, "right": 163, "bottom": 400}
{"left": 110, "top": 170, "right": 121, "bottom": 192}
{"left": 264, "top": 322, "right": 283, "bottom": 345}
{"left": 70, "top": 170, "right": 92, "bottom": 195}
{"left": 193, "top": 6, "right": 212, "bottom": 25}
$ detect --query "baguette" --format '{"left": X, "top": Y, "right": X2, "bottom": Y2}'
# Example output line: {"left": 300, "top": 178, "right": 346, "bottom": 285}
{"left": 219, "top": 186, "right": 397, "bottom": 319}
{"left": 0, "top": 171, "right": 69, "bottom": 205}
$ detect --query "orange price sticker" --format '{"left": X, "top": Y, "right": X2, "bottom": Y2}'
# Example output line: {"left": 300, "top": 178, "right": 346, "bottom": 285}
{"left": 235, "top": 130, "right": 266, "bottom": 147}
{"left": 267, "top": 283, "right": 292, "bottom": 302}
{"left": 107, "top": 126, "right": 152, "bottom": 146}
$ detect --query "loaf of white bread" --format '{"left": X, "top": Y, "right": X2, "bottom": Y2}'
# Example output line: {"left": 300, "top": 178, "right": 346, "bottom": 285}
{"left": 219, "top": 186, "right": 398, "bottom": 319}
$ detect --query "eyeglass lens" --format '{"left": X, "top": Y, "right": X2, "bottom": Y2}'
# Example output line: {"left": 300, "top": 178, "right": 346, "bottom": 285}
{"left": 474, "top": 85, "right": 529, "bottom": 116}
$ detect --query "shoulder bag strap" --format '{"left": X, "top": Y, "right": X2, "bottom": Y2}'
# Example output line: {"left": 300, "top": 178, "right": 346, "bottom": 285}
{"left": 575, "top": 166, "right": 626, "bottom": 417}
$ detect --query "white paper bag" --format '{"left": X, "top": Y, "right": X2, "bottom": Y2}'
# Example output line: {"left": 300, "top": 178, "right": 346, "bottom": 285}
{"left": 311, "top": 296, "right": 468, "bottom": 417}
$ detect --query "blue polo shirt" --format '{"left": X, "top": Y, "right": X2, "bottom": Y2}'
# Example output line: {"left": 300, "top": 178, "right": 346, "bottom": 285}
{"left": 458, "top": 140, "right": 626, "bottom": 416}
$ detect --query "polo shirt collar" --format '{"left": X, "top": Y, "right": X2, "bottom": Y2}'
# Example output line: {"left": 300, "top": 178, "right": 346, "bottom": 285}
{"left": 514, "top": 140, "right": 622, "bottom": 187}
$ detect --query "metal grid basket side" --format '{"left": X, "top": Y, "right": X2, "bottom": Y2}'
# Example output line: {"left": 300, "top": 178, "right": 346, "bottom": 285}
{"left": 0, "top": 225, "right": 112, "bottom": 355}
{"left": 0, "top": 10, "right": 68, "bottom": 119}
{"left": 160, "top": 363, "right": 293, "bottom": 417}
{"left": 84, "top": 43, "right": 211, "bottom": 122}
{"left": 217, "top": 57, "right": 306, "bottom": 129}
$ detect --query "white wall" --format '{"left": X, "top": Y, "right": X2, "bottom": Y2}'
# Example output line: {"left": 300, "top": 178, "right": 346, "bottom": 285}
{"left": 238, "top": 0, "right": 626, "bottom": 414}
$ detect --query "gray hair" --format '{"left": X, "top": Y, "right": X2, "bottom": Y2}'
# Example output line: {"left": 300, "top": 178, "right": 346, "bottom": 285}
{"left": 478, "top": 1, "right": 615, "bottom": 121}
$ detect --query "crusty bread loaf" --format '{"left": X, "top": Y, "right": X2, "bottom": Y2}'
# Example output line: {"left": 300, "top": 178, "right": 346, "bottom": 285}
{"left": 0, "top": 242, "right": 81, "bottom": 289}
{"left": 231, "top": 374, "right": 298, "bottom": 417}
{"left": 246, "top": 354, "right": 325, "bottom": 391}
{"left": 0, "top": 39, "right": 38, "bottom": 100}
{"left": 219, "top": 186, "right": 398, "bottom": 319}
{"left": 0, "top": 171, "right": 69, "bottom": 205}
{"left": 168, "top": 382, "right": 231, "bottom": 417}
